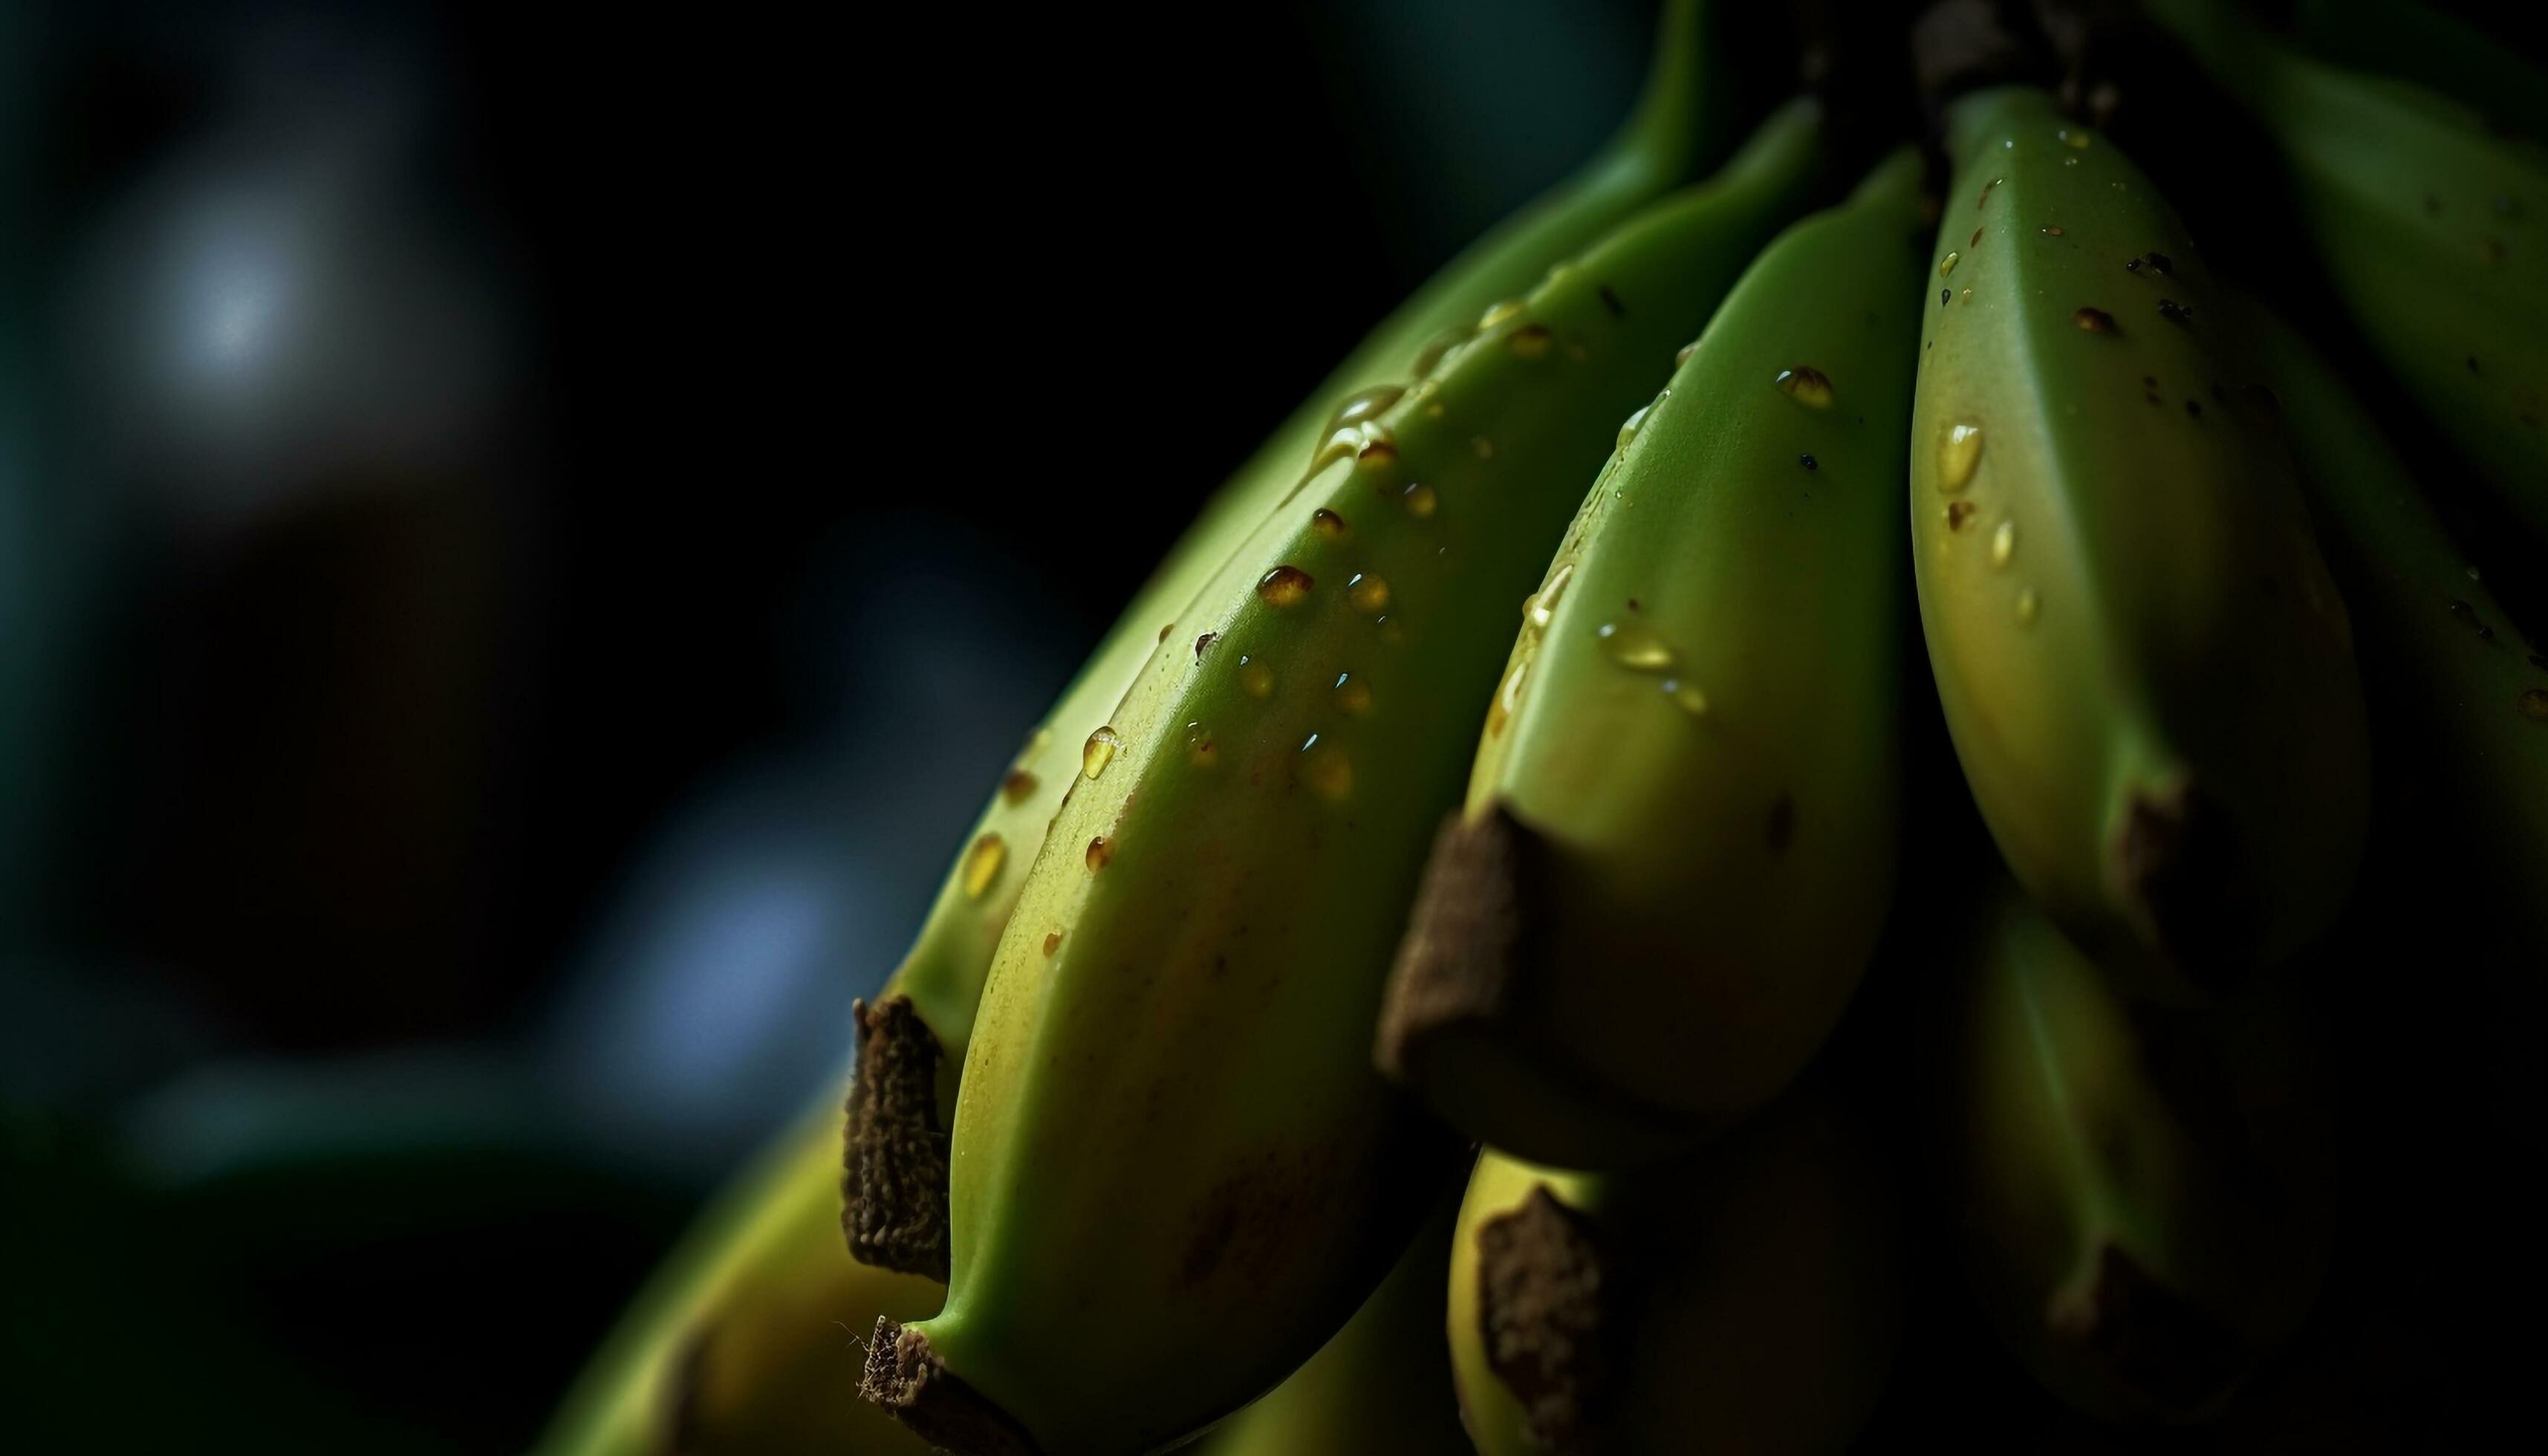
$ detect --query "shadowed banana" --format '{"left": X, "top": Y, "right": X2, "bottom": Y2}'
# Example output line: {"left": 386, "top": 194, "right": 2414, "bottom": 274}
{"left": 2289, "top": 0, "right": 2548, "bottom": 143}
{"left": 843, "top": 0, "right": 1743, "bottom": 1284}
{"left": 1375, "top": 149, "right": 1924, "bottom": 1169}
{"left": 1928, "top": 875, "right": 2336, "bottom": 1426}
{"left": 1193, "top": 1189, "right": 1472, "bottom": 1456}
{"left": 1910, "top": 85, "right": 2367, "bottom": 995}
{"left": 2148, "top": 0, "right": 2548, "bottom": 544}
{"left": 533, "top": 1098, "right": 939, "bottom": 1455}
{"left": 2252, "top": 311, "right": 2548, "bottom": 941}
{"left": 1447, "top": 1080, "right": 1901, "bottom": 1455}
{"left": 857, "top": 99, "right": 1829, "bottom": 1456}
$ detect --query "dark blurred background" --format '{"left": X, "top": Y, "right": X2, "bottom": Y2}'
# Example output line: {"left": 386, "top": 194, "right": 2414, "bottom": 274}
{"left": 0, "top": 1, "right": 1665, "bottom": 1449}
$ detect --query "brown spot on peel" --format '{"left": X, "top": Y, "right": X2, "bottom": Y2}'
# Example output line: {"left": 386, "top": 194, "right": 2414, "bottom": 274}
{"left": 841, "top": 995, "right": 952, "bottom": 1280}
{"left": 1477, "top": 1188, "right": 1613, "bottom": 1453}
{"left": 859, "top": 1318, "right": 1042, "bottom": 1455}
{"left": 1375, "top": 810, "right": 1538, "bottom": 1087}
{"left": 2045, "top": 1242, "right": 2253, "bottom": 1416}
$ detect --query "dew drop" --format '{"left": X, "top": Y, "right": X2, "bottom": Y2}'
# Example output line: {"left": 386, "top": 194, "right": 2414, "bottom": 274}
{"left": 1085, "top": 836, "right": 1114, "bottom": 871}
{"left": 1618, "top": 403, "right": 1654, "bottom": 449}
{"left": 1528, "top": 562, "right": 1575, "bottom": 631}
{"left": 1356, "top": 437, "right": 1398, "bottom": 468}
{"left": 1940, "top": 251, "right": 1961, "bottom": 277}
{"left": 1598, "top": 620, "right": 1677, "bottom": 672}
{"left": 1195, "top": 631, "right": 1218, "bottom": 657}
{"left": 2073, "top": 306, "right": 2116, "bottom": 333}
{"left": 1486, "top": 659, "right": 1529, "bottom": 737}
{"left": 1403, "top": 482, "right": 1440, "bottom": 517}
{"left": 1478, "top": 299, "right": 1527, "bottom": 330}
{"left": 1992, "top": 519, "right": 2017, "bottom": 568}
{"left": 1326, "top": 385, "right": 1404, "bottom": 435}
{"left": 1777, "top": 366, "right": 1836, "bottom": 409}
{"left": 1412, "top": 325, "right": 1471, "bottom": 377}
{"left": 1937, "top": 422, "right": 1985, "bottom": 492}
{"left": 1979, "top": 177, "right": 2001, "bottom": 208}
{"left": 2015, "top": 586, "right": 2041, "bottom": 625}
{"left": 1238, "top": 657, "right": 1273, "bottom": 698}
{"left": 2041, "top": 225, "right": 2064, "bottom": 237}
{"left": 1296, "top": 735, "right": 1353, "bottom": 802}
{"left": 1970, "top": 227, "right": 1983, "bottom": 247}
{"left": 1674, "top": 339, "right": 1700, "bottom": 367}
{"left": 1663, "top": 678, "right": 1709, "bottom": 717}
{"left": 1348, "top": 573, "right": 1391, "bottom": 612}
{"left": 1946, "top": 500, "right": 1977, "bottom": 530}
{"left": 1310, "top": 507, "right": 1347, "bottom": 539}
{"left": 1001, "top": 770, "right": 1039, "bottom": 805}
{"left": 1085, "top": 729, "right": 1125, "bottom": 781}
{"left": 1960, "top": 287, "right": 1974, "bottom": 304}
{"left": 1333, "top": 672, "right": 1372, "bottom": 715}
{"left": 1507, "top": 324, "right": 1554, "bottom": 359}
{"left": 1258, "top": 565, "right": 1314, "bottom": 606}
{"left": 961, "top": 833, "right": 1006, "bottom": 897}
{"left": 2521, "top": 689, "right": 2548, "bottom": 721}
{"left": 1042, "top": 932, "right": 1063, "bottom": 957}
{"left": 1186, "top": 721, "right": 1219, "bottom": 767}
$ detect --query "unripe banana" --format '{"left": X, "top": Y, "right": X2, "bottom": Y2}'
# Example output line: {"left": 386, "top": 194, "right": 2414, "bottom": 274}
{"left": 1927, "top": 875, "right": 2336, "bottom": 1426}
{"left": 2147, "top": 0, "right": 2548, "bottom": 544}
{"left": 1376, "top": 149, "right": 1924, "bottom": 1169}
{"left": 2253, "top": 311, "right": 2548, "bottom": 942}
{"left": 534, "top": 1098, "right": 938, "bottom": 1455}
{"left": 845, "top": 0, "right": 1741, "bottom": 1282}
{"left": 1194, "top": 1191, "right": 1471, "bottom": 1456}
{"left": 1447, "top": 1080, "right": 1901, "bottom": 1455}
{"left": 858, "top": 100, "right": 1829, "bottom": 1456}
{"left": 2289, "top": 0, "right": 2548, "bottom": 143}
{"left": 1910, "top": 85, "right": 2368, "bottom": 994}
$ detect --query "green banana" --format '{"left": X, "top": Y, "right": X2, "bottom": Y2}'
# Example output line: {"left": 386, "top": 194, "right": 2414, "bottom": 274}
{"left": 2252, "top": 311, "right": 2548, "bottom": 937}
{"left": 535, "top": 1098, "right": 938, "bottom": 1455}
{"left": 2289, "top": 0, "right": 2548, "bottom": 143}
{"left": 858, "top": 99, "right": 1828, "bottom": 1456}
{"left": 1446, "top": 1079, "right": 1901, "bottom": 1455}
{"left": 1375, "top": 148, "right": 1925, "bottom": 1169}
{"left": 1909, "top": 85, "right": 2367, "bottom": 992}
{"left": 2148, "top": 0, "right": 2548, "bottom": 545}
{"left": 844, "top": 0, "right": 1741, "bottom": 1283}
{"left": 1193, "top": 1190, "right": 1471, "bottom": 1456}
{"left": 1928, "top": 875, "right": 2336, "bottom": 1426}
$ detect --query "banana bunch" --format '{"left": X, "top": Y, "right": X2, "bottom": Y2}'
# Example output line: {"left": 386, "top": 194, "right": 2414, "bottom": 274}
{"left": 539, "top": 2, "right": 2547, "bottom": 1452}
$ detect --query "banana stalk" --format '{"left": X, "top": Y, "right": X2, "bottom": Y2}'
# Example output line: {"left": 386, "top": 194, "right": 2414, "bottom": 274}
{"left": 859, "top": 99, "right": 1830, "bottom": 1456}
{"left": 1377, "top": 147, "right": 1925, "bottom": 1169}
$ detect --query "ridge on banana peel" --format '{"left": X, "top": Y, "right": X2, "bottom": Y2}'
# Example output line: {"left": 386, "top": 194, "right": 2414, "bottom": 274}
{"left": 1910, "top": 84, "right": 2368, "bottom": 998}
{"left": 534, "top": 1097, "right": 938, "bottom": 1456}
{"left": 2254, "top": 311, "right": 2548, "bottom": 946}
{"left": 1926, "top": 874, "right": 2337, "bottom": 1426}
{"left": 858, "top": 98, "right": 1829, "bottom": 1456}
{"left": 1194, "top": 1189, "right": 1472, "bottom": 1456}
{"left": 1447, "top": 1079, "right": 1902, "bottom": 1456}
{"left": 2147, "top": 0, "right": 2548, "bottom": 545}
{"left": 841, "top": 0, "right": 1743, "bottom": 1283}
{"left": 1375, "top": 147, "right": 1925, "bottom": 1170}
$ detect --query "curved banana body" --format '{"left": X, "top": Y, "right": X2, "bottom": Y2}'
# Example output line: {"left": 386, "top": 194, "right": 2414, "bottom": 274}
{"left": 2149, "top": 0, "right": 2548, "bottom": 542}
{"left": 1377, "top": 150, "right": 1925, "bottom": 1169}
{"left": 1194, "top": 1192, "right": 1470, "bottom": 1456}
{"left": 1929, "top": 877, "right": 2336, "bottom": 1425}
{"left": 1910, "top": 86, "right": 2367, "bottom": 992}
{"left": 2289, "top": 0, "right": 2548, "bottom": 143}
{"left": 534, "top": 1099, "right": 939, "bottom": 1455}
{"left": 859, "top": 101, "right": 1827, "bottom": 1456}
{"left": 1447, "top": 1082, "right": 1901, "bottom": 1455}
{"left": 2254, "top": 313, "right": 2548, "bottom": 938}
{"left": 845, "top": 0, "right": 1740, "bottom": 1281}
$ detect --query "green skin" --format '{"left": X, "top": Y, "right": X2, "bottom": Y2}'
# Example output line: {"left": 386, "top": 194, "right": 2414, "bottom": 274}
{"left": 1447, "top": 1082, "right": 1900, "bottom": 1456}
{"left": 534, "top": 1100, "right": 940, "bottom": 1455}
{"left": 1930, "top": 878, "right": 2336, "bottom": 1426}
{"left": 890, "top": 100, "right": 1827, "bottom": 1456}
{"left": 880, "top": 0, "right": 1734, "bottom": 1070}
{"left": 1192, "top": 1190, "right": 1470, "bottom": 1456}
{"left": 1405, "top": 149, "right": 1925, "bottom": 1169}
{"left": 1911, "top": 87, "right": 2368, "bottom": 991}
{"left": 541, "top": 5, "right": 1738, "bottom": 1446}
{"left": 2255, "top": 312, "right": 2548, "bottom": 941}
{"left": 2149, "top": 0, "right": 2548, "bottom": 544}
